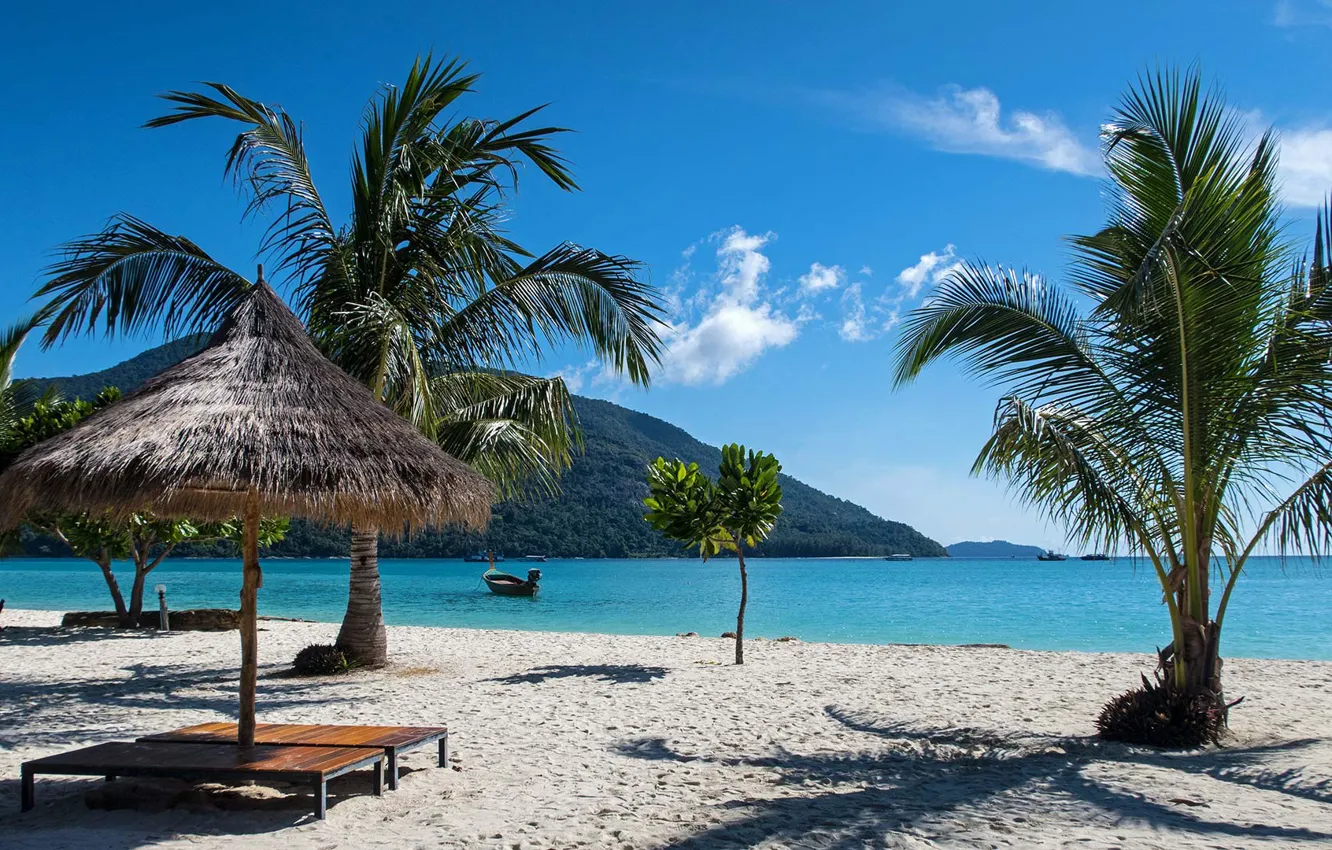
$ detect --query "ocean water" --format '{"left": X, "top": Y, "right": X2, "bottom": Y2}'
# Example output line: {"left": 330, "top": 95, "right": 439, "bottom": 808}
{"left": 1, "top": 556, "right": 1327, "bottom": 660}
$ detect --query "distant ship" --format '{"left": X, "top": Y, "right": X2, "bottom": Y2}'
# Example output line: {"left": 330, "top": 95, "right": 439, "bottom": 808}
{"left": 1037, "top": 550, "right": 1068, "bottom": 561}
{"left": 464, "top": 551, "right": 504, "bottom": 563}
{"left": 523, "top": 554, "right": 548, "bottom": 562}
{"left": 1081, "top": 553, "right": 1111, "bottom": 561}
{"left": 884, "top": 553, "right": 913, "bottom": 561}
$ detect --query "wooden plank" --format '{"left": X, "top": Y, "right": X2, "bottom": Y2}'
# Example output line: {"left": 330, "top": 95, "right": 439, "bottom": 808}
{"left": 144, "top": 723, "right": 448, "bottom": 750}
{"left": 24, "top": 742, "right": 376, "bottom": 777}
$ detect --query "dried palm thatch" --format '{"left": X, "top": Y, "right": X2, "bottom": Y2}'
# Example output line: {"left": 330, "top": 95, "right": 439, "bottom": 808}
{"left": 0, "top": 278, "right": 493, "bottom": 745}
{"left": 0, "top": 281, "right": 494, "bottom": 532}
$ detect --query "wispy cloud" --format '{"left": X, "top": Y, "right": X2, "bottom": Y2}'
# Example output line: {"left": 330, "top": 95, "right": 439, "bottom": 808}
{"left": 896, "top": 244, "right": 962, "bottom": 299}
{"left": 1274, "top": 0, "right": 1332, "bottom": 27}
{"left": 821, "top": 83, "right": 1100, "bottom": 176}
{"left": 798, "top": 261, "right": 844, "bottom": 295}
{"left": 658, "top": 227, "right": 798, "bottom": 385}
{"left": 838, "top": 283, "right": 871, "bottom": 342}
{"left": 835, "top": 245, "right": 961, "bottom": 343}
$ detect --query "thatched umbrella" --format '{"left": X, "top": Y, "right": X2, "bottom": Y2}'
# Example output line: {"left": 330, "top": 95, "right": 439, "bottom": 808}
{"left": 0, "top": 277, "right": 493, "bottom": 744}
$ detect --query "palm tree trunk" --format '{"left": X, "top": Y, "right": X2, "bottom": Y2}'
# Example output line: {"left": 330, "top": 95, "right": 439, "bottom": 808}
{"left": 735, "top": 547, "right": 748, "bottom": 665}
{"left": 336, "top": 525, "right": 388, "bottom": 666}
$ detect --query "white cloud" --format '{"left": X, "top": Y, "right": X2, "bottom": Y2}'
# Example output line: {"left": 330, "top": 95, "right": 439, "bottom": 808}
{"left": 662, "top": 305, "right": 798, "bottom": 384}
{"left": 1230, "top": 109, "right": 1332, "bottom": 208}
{"left": 717, "top": 228, "right": 773, "bottom": 304}
{"left": 859, "top": 265, "right": 873, "bottom": 276}
{"left": 798, "top": 262, "right": 844, "bottom": 295}
{"left": 658, "top": 226, "right": 798, "bottom": 385}
{"left": 1277, "top": 128, "right": 1332, "bottom": 207}
{"left": 838, "top": 284, "right": 872, "bottom": 342}
{"left": 895, "top": 244, "right": 962, "bottom": 298}
{"left": 828, "top": 84, "right": 1099, "bottom": 176}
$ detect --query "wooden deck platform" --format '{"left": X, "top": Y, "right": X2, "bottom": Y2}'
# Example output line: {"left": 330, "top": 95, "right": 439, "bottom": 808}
{"left": 139, "top": 722, "right": 449, "bottom": 790}
{"left": 21, "top": 741, "right": 384, "bottom": 819}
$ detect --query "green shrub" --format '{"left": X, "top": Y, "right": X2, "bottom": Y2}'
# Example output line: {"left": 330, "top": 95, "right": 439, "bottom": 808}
{"left": 292, "top": 644, "right": 358, "bottom": 676}
{"left": 1096, "top": 674, "right": 1225, "bottom": 748}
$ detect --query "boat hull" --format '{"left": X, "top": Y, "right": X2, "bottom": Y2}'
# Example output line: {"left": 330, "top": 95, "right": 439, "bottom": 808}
{"left": 483, "top": 573, "right": 538, "bottom": 597}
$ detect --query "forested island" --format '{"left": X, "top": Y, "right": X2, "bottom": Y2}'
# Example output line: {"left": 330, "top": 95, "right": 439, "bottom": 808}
{"left": 18, "top": 339, "right": 947, "bottom": 559}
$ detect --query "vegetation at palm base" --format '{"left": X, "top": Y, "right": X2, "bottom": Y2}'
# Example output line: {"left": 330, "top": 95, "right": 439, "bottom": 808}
{"left": 291, "top": 644, "right": 360, "bottom": 677}
{"left": 34, "top": 55, "right": 666, "bottom": 665}
{"left": 645, "top": 445, "right": 784, "bottom": 665}
{"left": 893, "top": 68, "right": 1332, "bottom": 745}
{"left": 18, "top": 354, "right": 945, "bottom": 559}
{"left": 0, "top": 388, "right": 288, "bottom": 626}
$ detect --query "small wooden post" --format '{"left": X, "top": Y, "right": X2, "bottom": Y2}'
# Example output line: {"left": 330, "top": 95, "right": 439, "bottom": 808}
{"left": 239, "top": 486, "right": 262, "bottom": 746}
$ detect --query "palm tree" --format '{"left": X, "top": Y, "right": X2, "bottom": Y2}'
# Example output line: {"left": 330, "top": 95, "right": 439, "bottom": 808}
{"left": 893, "top": 69, "right": 1332, "bottom": 707}
{"left": 0, "top": 318, "right": 38, "bottom": 447}
{"left": 35, "top": 56, "right": 665, "bottom": 665}
{"left": 0, "top": 315, "right": 44, "bottom": 554}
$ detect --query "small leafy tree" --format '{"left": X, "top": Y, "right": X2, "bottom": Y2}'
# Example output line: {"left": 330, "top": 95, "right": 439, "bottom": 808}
{"left": 1, "top": 390, "right": 288, "bottom": 625}
{"left": 645, "top": 444, "right": 783, "bottom": 664}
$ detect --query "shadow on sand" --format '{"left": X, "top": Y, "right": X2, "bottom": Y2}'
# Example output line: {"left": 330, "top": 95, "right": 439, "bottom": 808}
{"left": 0, "top": 768, "right": 384, "bottom": 848}
{"left": 0, "top": 626, "right": 163, "bottom": 648}
{"left": 0, "top": 660, "right": 352, "bottom": 748}
{"left": 487, "top": 664, "right": 668, "bottom": 686}
{"left": 616, "top": 706, "right": 1332, "bottom": 848}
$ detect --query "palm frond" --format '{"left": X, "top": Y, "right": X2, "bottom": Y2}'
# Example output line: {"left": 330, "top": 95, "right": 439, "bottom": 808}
{"left": 429, "top": 371, "right": 579, "bottom": 498}
{"left": 147, "top": 82, "right": 338, "bottom": 288}
{"left": 975, "top": 396, "right": 1168, "bottom": 555}
{"left": 435, "top": 244, "right": 664, "bottom": 385}
{"left": 36, "top": 215, "right": 251, "bottom": 346}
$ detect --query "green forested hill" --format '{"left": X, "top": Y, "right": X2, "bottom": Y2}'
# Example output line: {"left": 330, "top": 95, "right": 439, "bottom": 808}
{"left": 24, "top": 334, "right": 209, "bottom": 401}
{"left": 21, "top": 339, "right": 946, "bottom": 559}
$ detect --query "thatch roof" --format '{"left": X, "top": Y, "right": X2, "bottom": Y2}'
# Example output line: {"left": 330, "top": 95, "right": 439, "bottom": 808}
{"left": 0, "top": 282, "right": 493, "bottom": 532}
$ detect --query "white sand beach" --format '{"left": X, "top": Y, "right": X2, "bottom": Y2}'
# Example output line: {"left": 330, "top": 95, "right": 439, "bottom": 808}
{"left": 2, "top": 608, "right": 1330, "bottom": 849}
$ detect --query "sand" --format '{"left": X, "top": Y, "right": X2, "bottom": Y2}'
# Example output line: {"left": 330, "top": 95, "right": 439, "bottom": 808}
{"left": 1, "top": 607, "right": 1330, "bottom": 849}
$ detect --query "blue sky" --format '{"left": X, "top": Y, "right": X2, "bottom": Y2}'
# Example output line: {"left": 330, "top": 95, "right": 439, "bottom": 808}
{"left": 4, "top": 1, "right": 1332, "bottom": 547}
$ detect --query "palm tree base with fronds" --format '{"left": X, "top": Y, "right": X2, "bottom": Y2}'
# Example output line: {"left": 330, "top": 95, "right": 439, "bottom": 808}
{"left": 892, "top": 67, "right": 1332, "bottom": 719}
{"left": 1096, "top": 671, "right": 1227, "bottom": 748}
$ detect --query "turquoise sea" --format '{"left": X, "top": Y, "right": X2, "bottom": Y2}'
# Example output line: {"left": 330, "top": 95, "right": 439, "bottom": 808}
{"left": 1, "top": 556, "right": 1328, "bottom": 659}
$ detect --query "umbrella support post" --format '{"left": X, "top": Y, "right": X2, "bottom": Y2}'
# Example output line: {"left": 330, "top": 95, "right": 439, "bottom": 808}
{"left": 239, "top": 486, "right": 261, "bottom": 747}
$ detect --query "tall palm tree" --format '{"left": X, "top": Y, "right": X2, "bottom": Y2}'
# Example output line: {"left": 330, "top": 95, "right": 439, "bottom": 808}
{"left": 0, "top": 315, "right": 44, "bottom": 553}
{"left": 893, "top": 69, "right": 1332, "bottom": 706}
{"left": 0, "top": 318, "right": 38, "bottom": 447}
{"left": 36, "top": 56, "right": 665, "bottom": 665}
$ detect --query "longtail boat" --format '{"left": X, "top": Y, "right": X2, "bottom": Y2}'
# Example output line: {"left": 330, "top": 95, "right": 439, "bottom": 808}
{"left": 483, "top": 567, "right": 542, "bottom": 597}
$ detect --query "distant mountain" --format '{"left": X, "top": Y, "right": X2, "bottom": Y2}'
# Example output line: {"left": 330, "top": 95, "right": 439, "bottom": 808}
{"left": 24, "top": 334, "right": 209, "bottom": 401}
{"left": 18, "top": 338, "right": 947, "bottom": 559}
{"left": 947, "top": 540, "right": 1044, "bottom": 558}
